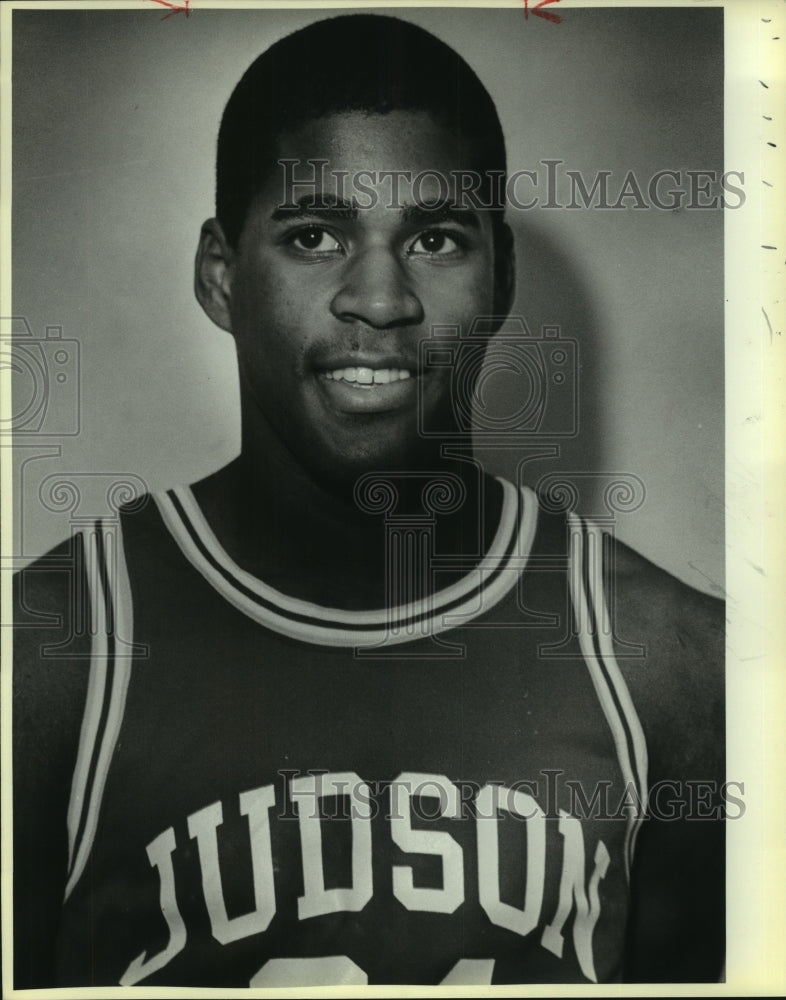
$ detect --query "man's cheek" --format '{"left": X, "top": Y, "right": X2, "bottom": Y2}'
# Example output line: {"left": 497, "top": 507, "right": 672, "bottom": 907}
{"left": 436, "top": 279, "right": 493, "bottom": 326}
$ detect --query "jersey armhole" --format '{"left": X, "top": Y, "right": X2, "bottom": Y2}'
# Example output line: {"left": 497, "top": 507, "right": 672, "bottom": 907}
{"left": 63, "top": 519, "right": 135, "bottom": 901}
{"left": 566, "top": 513, "right": 649, "bottom": 878}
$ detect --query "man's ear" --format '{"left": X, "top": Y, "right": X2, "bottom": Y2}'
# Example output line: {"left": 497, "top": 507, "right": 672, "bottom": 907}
{"left": 492, "top": 221, "right": 516, "bottom": 320}
{"left": 194, "top": 218, "right": 235, "bottom": 334}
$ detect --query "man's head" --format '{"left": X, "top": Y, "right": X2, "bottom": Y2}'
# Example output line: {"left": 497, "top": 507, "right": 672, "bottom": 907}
{"left": 214, "top": 14, "right": 508, "bottom": 249}
{"left": 196, "top": 15, "right": 515, "bottom": 490}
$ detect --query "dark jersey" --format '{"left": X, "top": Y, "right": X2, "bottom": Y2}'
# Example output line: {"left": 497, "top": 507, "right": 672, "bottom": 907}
{"left": 15, "top": 479, "right": 648, "bottom": 986}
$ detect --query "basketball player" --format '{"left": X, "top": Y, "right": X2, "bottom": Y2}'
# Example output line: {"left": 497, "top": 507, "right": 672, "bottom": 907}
{"left": 12, "top": 14, "right": 725, "bottom": 988}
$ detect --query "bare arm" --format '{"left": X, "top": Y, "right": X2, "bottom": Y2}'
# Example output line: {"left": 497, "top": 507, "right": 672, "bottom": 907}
{"left": 608, "top": 540, "right": 725, "bottom": 981}
{"left": 13, "top": 548, "right": 90, "bottom": 988}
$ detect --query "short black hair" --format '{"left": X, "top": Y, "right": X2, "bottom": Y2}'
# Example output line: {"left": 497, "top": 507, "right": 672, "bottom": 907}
{"left": 216, "top": 14, "right": 508, "bottom": 248}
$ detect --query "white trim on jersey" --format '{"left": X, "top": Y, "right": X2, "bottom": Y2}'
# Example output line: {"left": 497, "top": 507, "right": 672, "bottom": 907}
{"left": 61, "top": 487, "right": 650, "bottom": 914}
{"left": 65, "top": 528, "right": 106, "bottom": 886}
{"left": 583, "top": 521, "right": 649, "bottom": 864}
{"left": 567, "top": 513, "right": 649, "bottom": 880}
{"left": 64, "top": 520, "right": 135, "bottom": 902}
{"left": 154, "top": 479, "right": 538, "bottom": 648}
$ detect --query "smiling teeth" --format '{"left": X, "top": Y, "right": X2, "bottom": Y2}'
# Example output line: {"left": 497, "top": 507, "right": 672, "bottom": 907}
{"left": 325, "top": 367, "right": 412, "bottom": 384}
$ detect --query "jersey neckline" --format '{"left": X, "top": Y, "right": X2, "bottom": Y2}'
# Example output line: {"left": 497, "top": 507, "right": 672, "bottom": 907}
{"left": 154, "top": 478, "right": 538, "bottom": 648}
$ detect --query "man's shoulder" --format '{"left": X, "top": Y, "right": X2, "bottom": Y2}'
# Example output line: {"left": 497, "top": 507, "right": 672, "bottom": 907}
{"left": 14, "top": 535, "right": 83, "bottom": 625}
{"left": 16, "top": 487, "right": 179, "bottom": 585}
{"left": 612, "top": 535, "right": 724, "bottom": 651}
{"left": 13, "top": 490, "right": 165, "bottom": 668}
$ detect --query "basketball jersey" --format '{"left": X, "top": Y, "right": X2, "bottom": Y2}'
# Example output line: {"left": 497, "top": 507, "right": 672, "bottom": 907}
{"left": 23, "top": 478, "right": 648, "bottom": 986}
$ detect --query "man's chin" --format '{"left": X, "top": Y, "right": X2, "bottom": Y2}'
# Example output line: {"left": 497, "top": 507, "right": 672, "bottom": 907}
{"left": 305, "top": 441, "right": 448, "bottom": 498}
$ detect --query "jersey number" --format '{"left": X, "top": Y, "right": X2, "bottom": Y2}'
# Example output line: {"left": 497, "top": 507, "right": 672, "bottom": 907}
{"left": 250, "top": 956, "right": 495, "bottom": 986}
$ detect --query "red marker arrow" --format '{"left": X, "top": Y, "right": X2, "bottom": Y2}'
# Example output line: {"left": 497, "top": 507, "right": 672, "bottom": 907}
{"left": 150, "top": 0, "right": 191, "bottom": 19}
{"left": 523, "top": 0, "right": 562, "bottom": 23}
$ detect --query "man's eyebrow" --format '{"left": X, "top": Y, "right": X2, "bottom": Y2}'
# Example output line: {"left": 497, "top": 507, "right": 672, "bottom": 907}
{"left": 401, "top": 203, "right": 481, "bottom": 230}
{"left": 269, "top": 196, "right": 482, "bottom": 229}
{"left": 270, "top": 194, "right": 357, "bottom": 223}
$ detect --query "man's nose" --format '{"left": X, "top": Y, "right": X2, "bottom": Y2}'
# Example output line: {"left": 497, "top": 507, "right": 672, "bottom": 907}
{"left": 329, "top": 246, "right": 424, "bottom": 329}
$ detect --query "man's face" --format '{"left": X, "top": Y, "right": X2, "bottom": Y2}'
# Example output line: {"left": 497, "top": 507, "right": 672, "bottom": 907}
{"left": 224, "top": 110, "right": 506, "bottom": 486}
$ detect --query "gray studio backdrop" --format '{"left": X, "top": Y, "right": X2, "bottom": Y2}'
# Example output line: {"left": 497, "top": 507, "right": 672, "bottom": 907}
{"left": 11, "top": 6, "right": 724, "bottom": 595}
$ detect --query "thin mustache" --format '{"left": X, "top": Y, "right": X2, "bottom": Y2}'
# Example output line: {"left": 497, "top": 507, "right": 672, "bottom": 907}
{"left": 307, "top": 337, "right": 424, "bottom": 372}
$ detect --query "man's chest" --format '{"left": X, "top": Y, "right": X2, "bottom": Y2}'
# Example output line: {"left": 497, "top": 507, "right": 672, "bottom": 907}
{"left": 57, "top": 621, "right": 636, "bottom": 986}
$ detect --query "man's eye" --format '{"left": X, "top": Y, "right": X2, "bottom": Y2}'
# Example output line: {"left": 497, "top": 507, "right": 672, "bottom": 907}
{"left": 409, "top": 231, "right": 461, "bottom": 256}
{"left": 288, "top": 227, "right": 342, "bottom": 253}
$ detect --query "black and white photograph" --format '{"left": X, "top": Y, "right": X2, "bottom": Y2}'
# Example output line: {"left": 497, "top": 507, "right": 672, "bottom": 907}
{"left": 1, "top": 0, "right": 781, "bottom": 992}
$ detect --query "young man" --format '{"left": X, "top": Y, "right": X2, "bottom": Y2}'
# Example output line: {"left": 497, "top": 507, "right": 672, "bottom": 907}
{"left": 13, "top": 14, "right": 724, "bottom": 988}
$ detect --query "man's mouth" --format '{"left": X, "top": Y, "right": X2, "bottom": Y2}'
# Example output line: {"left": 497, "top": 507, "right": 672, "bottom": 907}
{"left": 321, "top": 366, "right": 413, "bottom": 387}
{"left": 314, "top": 359, "right": 421, "bottom": 414}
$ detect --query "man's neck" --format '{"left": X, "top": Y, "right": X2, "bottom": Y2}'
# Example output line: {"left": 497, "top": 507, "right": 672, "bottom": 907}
{"left": 191, "top": 415, "right": 501, "bottom": 610}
